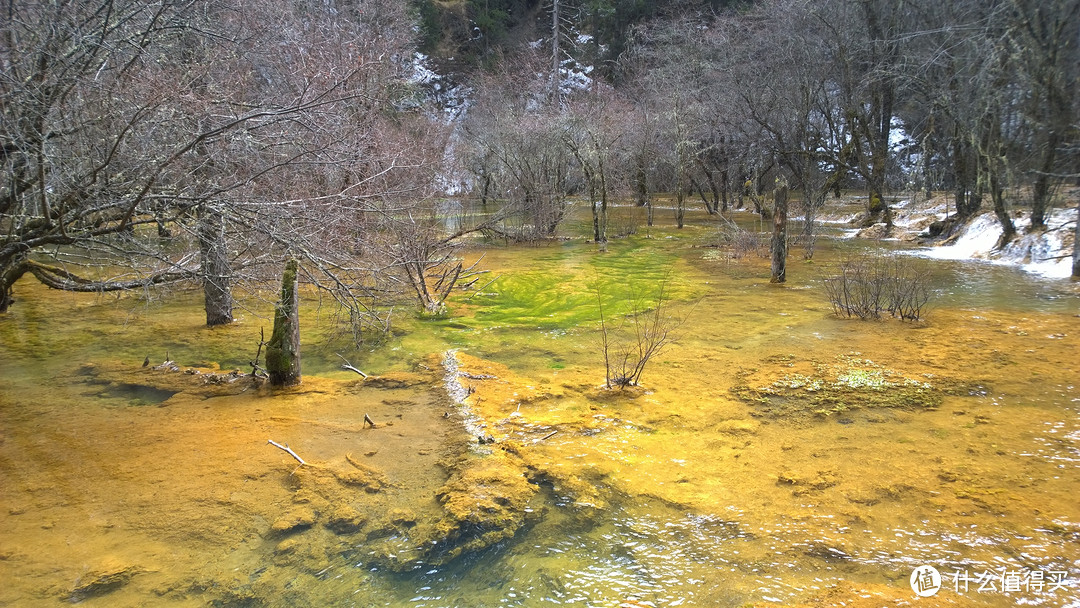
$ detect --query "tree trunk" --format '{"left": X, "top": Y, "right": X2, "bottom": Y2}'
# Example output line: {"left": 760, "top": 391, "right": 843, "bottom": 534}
{"left": 1073, "top": 200, "right": 1080, "bottom": 279}
{"left": 921, "top": 120, "right": 934, "bottom": 200}
{"left": 952, "top": 131, "right": 978, "bottom": 218}
{"left": 770, "top": 179, "right": 789, "bottom": 283}
{"left": 480, "top": 173, "right": 491, "bottom": 209}
{"left": 720, "top": 168, "right": 730, "bottom": 212}
{"left": 266, "top": 259, "right": 301, "bottom": 387}
{"left": 1030, "top": 131, "right": 1060, "bottom": 232}
{"left": 675, "top": 189, "right": 685, "bottom": 229}
{"left": 635, "top": 159, "right": 648, "bottom": 207}
{"left": 586, "top": 172, "right": 600, "bottom": 243}
{"left": 707, "top": 170, "right": 720, "bottom": 213}
{"left": 802, "top": 189, "right": 822, "bottom": 260}
{"left": 989, "top": 171, "right": 1016, "bottom": 249}
{"left": 551, "top": 0, "right": 560, "bottom": 101}
{"left": 597, "top": 154, "right": 608, "bottom": 245}
{"left": 197, "top": 202, "right": 233, "bottom": 327}
{"left": 0, "top": 256, "right": 29, "bottom": 313}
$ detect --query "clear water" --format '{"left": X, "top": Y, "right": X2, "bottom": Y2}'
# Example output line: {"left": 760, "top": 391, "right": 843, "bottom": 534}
{"left": 1, "top": 205, "right": 1078, "bottom": 607}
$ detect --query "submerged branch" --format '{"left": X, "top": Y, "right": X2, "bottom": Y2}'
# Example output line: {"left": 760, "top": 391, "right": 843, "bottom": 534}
{"left": 267, "top": 440, "right": 307, "bottom": 466}
{"left": 336, "top": 353, "right": 369, "bottom": 378}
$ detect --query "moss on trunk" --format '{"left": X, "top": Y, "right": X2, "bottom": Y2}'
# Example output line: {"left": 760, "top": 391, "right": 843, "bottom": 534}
{"left": 266, "top": 259, "right": 301, "bottom": 387}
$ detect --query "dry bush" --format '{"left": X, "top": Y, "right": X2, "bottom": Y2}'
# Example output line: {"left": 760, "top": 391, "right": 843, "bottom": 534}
{"left": 715, "top": 224, "right": 768, "bottom": 259}
{"left": 596, "top": 280, "right": 684, "bottom": 389}
{"left": 823, "top": 255, "right": 931, "bottom": 321}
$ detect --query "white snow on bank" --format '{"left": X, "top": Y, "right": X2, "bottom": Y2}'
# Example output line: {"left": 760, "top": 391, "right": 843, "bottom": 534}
{"left": 408, "top": 52, "right": 473, "bottom": 124}
{"left": 916, "top": 209, "right": 1075, "bottom": 279}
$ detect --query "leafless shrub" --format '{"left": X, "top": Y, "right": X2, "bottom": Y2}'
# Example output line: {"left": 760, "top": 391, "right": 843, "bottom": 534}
{"left": 823, "top": 255, "right": 931, "bottom": 321}
{"left": 608, "top": 208, "right": 640, "bottom": 238}
{"left": 881, "top": 256, "right": 932, "bottom": 321}
{"left": 715, "top": 224, "right": 767, "bottom": 259}
{"left": 595, "top": 280, "right": 685, "bottom": 389}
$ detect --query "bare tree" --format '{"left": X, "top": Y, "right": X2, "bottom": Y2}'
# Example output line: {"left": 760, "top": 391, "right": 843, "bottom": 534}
{"left": 595, "top": 279, "right": 683, "bottom": 389}
{"left": 1, "top": 1, "right": 218, "bottom": 311}
{"left": 561, "top": 88, "right": 632, "bottom": 246}
{"left": 770, "top": 177, "right": 790, "bottom": 283}
{"left": 0, "top": 1, "right": 390, "bottom": 312}
{"left": 1, "top": 0, "right": 463, "bottom": 343}
{"left": 1005, "top": 0, "right": 1080, "bottom": 232}
{"left": 462, "top": 49, "right": 574, "bottom": 241}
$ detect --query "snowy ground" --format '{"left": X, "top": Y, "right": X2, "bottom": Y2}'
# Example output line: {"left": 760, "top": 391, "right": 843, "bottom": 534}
{"left": 829, "top": 194, "right": 1077, "bottom": 279}
{"left": 915, "top": 207, "right": 1075, "bottom": 279}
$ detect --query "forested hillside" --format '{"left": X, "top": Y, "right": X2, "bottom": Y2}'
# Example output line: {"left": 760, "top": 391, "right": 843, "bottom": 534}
{"left": 411, "top": 0, "right": 742, "bottom": 71}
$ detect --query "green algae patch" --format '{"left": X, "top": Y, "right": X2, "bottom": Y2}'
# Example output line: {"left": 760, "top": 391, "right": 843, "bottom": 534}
{"left": 453, "top": 238, "right": 697, "bottom": 335}
{"left": 731, "top": 353, "right": 985, "bottom": 420}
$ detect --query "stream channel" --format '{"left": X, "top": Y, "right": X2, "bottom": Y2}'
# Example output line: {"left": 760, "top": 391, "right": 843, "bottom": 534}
{"left": 1, "top": 205, "right": 1078, "bottom": 607}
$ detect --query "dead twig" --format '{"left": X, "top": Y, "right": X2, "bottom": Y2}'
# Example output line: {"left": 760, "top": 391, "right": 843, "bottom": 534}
{"left": 250, "top": 328, "right": 268, "bottom": 377}
{"left": 267, "top": 439, "right": 307, "bottom": 465}
{"left": 336, "top": 353, "right": 369, "bottom": 378}
{"left": 467, "top": 274, "right": 502, "bottom": 300}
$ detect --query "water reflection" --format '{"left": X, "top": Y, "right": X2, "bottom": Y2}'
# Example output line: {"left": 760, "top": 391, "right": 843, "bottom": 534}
{"left": 923, "top": 257, "right": 1080, "bottom": 312}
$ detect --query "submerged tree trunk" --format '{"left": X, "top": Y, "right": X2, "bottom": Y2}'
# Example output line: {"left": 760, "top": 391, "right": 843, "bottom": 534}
{"left": 597, "top": 153, "right": 609, "bottom": 246}
{"left": 1073, "top": 200, "right": 1080, "bottom": 279}
{"left": 0, "top": 256, "right": 29, "bottom": 313}
{"left": 770, "top": 178, "right": 789, "bottom": 283}
{"left": 197, "top": 202, "right": 233, "bottom": 326}
{"left": 675, "top": 189, "right": 685, "bottom": 229}
{"left": 266, "top": 259, "right": 301, "bottom": 387}
{"left": 588, "top": 179, "right": 600, "bottom": 243}
{"left": 988, "top": 171, "right": 1016, "bottom": 250}
{"left": 1030, "top": 131, "right": 1060, "bottom": 232}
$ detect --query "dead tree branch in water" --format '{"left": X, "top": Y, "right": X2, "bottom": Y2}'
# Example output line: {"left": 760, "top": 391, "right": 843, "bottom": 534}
{"left": 267, "top": 440, "right": 306, "bottom": 465}
{"left": 249, "top": 328, "right": 268, "bottom": 378}
{"left": 336, "top": 353, "right": 368, "bottom": 378}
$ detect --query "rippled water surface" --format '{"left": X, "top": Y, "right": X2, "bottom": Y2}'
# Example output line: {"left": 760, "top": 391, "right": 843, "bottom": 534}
{"left": 1, "top": 207, "right": 1078, "bottom": 607}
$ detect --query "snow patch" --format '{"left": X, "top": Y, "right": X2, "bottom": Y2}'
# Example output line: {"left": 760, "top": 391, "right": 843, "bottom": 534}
{"left": 916, "top": 209, "right": 1074, "bottom": 279}
{"left": 407, "top": 52, "right": 473, "bottom": 124}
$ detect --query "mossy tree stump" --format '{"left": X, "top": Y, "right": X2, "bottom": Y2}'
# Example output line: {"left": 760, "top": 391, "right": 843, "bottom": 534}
{"left": 267, "top": 259, "right": 301, "bottom": 387}
{"left": 770, "top": 177, "right": 789, "bottom": 284}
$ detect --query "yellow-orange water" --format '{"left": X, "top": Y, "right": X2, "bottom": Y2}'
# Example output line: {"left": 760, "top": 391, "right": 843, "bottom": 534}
{"left": 1, "top": 207, "right": 1078, "bottom": 607}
